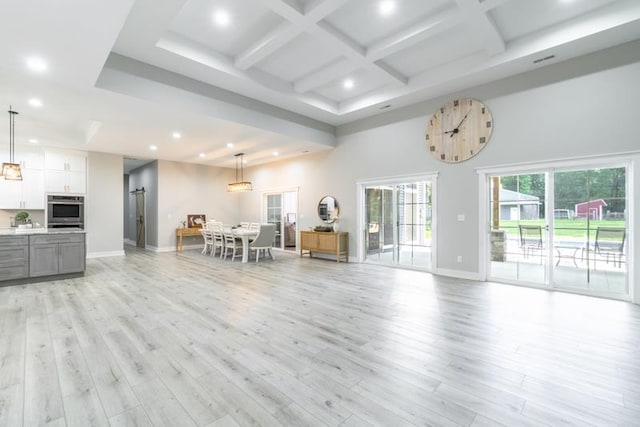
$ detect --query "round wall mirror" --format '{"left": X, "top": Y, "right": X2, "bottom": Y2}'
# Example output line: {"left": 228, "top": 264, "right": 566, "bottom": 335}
{"left": 317, "top": 195, "right": 339, "bottom": 223}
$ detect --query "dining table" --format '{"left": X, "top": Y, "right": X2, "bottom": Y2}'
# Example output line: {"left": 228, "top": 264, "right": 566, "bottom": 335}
{"left": 231, "top": 228, "right": 259, "bottom": 263}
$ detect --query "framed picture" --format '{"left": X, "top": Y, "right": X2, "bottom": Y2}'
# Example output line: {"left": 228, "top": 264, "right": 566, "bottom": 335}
{"left": 187, "top": 214, "right": 206, "bottom": 228}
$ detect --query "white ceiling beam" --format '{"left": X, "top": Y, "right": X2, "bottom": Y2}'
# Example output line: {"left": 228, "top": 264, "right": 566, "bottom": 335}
{"left": 303, "top": 0, "right": 349, "bottom": 21}
{"left": 235, "top": 0, "right": 348, "bottom": 70}
{"left": 257, "top": 0, "right": 408, "bottom": 87}
{"left": 235, "top": 22, "right": 303, "bottom": 70}
{"left": 479, "top": 0, "right": 512, "bottom": 12}
{"left": 366, "top": 5, "right": 462, "bottom": 62}
{"left": 311, "top": 21, "right": 408, "bottom": 85}
{"left": 455, "top": 0, "right": 505, "bottom": 55}
{"left": 294, "top": 57, "right": 357, "bottom": 93}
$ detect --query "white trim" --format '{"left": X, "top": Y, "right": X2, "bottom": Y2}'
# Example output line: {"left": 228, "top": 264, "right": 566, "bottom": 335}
{"left": 488, "top": 278, "right": 631, "bottom": 302}
{"left": 356, "top": 171, "right": 439, "bottom": 186}
{"left": 476, "top": 151, "right": 639, "bottom": 175}
{"left": 124, "top": 238, "right": 136, "bottom": 246}
{"left": 146, "top": 245, "right": 175, "bottom": 253}
{"left": 87, "top": 250, "right": 125, "bottom": 259}
{"left": 433, "top": 268, "right": 482, "bottom": 281}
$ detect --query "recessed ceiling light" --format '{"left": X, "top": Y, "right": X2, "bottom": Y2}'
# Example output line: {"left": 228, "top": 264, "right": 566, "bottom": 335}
{"left": 226, "top": 142, "right": 234, "bottom": 148}
{"left": 272, "top": 151, "right": 279, "bottom": 156}
{"left": 29, "top": 138, "right": 39, "bottom": 144}
{"left": 214, "top": 9, "right": 231, "bottom": 27}
{"left": 28, "top": 98, "right": 43, "bottom": 108}
{"left": 343, "top": 79, "right": 354, "bottom": 89}
{"left": 379, "top": 1, "right": 396, "bottom": 16}
{"left": 149, "top": 145, "right": 158, "bottom": 151}
{"left": 199, "top": 153, "right": 205, "bottom": 158}
{"left": 172, "top": 132, "right": 181, "bottom": 139}
{"left": 26, "top": 56, "right": 48, "bottom": 72}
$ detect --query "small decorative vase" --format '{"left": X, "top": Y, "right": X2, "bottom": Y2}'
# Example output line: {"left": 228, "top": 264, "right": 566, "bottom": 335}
{"left": 332, "top": 222, "right": 340, "bottom": 232}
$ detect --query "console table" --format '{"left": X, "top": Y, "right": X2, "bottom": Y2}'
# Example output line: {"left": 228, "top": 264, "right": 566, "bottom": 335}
{"left": 300, "top": 231, "right": 349, "bottom": 263}
{"left": 175, "top": 227, "right": 203, "bottom": 252}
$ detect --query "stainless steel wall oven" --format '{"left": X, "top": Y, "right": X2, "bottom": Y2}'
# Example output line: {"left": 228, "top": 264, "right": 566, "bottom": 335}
{"left": 47, "top": 195, "right": 85, "bottom": 228}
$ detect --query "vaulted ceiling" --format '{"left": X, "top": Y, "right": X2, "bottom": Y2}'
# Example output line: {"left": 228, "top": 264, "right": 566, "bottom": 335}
{"left": 1, "top": 0, "right": 639, "bottom": 168}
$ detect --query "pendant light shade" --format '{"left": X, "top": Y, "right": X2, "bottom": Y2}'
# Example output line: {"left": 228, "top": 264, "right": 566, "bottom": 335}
{"left": 227, "top": 153, "right": 252, "bottom": 192}
{"left": 1, "top": 108, "right": 22, "bottom": 181}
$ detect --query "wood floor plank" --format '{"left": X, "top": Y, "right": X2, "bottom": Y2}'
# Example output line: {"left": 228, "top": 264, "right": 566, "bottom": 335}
{"left": 109, "top": 406, "right": 154, "bottom": 427}
{"left": 3, "top": 248, "right": 639, "bottom": 426}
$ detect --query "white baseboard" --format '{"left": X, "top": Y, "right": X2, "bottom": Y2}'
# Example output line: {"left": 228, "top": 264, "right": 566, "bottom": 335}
{"left": 87, "top": 250, "right": 126, "bottom": 259}
{"left": 124, "top": 239, "right": 136, "bottom": 246}
{"left": 433, "top": 267, "right": 482, "bottom": 281}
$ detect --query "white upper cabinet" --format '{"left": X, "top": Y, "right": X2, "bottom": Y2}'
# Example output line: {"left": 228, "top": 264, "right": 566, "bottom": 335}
{"left": 0, "top": 146, "right": 46, "bottom": 209}
{"left": 45, "top": 150, "right": 86, "bottom": 172}
{"left": 44, "top": 149, "right": 86, "bottom": 194}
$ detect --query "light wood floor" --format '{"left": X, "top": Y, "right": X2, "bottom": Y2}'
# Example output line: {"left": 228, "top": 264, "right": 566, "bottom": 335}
{"left": 1, "top": 248, "right": 639, "bottom": 426}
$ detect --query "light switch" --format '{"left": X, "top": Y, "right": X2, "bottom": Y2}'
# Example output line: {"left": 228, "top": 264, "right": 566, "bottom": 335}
{"left": 457, "top": 214, "right": 465, "bottom": 221}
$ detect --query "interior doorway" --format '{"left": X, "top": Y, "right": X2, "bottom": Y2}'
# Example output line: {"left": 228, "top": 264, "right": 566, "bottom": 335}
{"left": 263, "top": 189, "right": 298, "bottom": 251}
{"left": 130, "top": 188, "right": 145, "bottom": 249}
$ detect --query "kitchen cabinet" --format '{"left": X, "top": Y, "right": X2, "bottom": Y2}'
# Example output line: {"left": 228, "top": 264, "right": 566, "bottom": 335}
{"left": 300, "top": 231, "right": 349, "bottom": 262}
{"left": 29, "top": 233, "right": 85, "bottom": 277}
{"left": 0, "top": 236, "right": 29, "bottom": 280}
{"left": 0, "top": 148, "right": 45, "bottom": 209}
{"left": 45, "top": 149, "right": 86, "bottom": 194}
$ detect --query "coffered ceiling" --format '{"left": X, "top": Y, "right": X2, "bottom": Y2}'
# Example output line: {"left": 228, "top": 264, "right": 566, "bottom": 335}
{"left": 0, "top": 0, "right": 639, "bottom": 168}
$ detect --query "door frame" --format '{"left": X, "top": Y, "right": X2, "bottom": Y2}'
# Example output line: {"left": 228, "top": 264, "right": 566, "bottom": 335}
{"left": 260, "top": 186, "right": 299, "bottom": 252}
{"left": 356, "top": 172, "right": 438, "bottom": 269}
{"left": 478, "top": 156, "right": 634, "bottom": 301}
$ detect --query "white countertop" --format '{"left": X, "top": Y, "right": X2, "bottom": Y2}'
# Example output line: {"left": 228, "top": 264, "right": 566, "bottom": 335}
{"left": 0, "top": 228, "right": 86, "bottom": 236}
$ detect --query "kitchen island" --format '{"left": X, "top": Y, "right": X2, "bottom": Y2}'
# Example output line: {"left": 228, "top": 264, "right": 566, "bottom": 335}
{"left": 0, "top": 228, "right": 85, "bottom": 285}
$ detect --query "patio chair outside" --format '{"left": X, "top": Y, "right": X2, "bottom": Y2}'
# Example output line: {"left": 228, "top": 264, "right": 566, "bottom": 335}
{"left": 519, "top": 225, "right": 543, "bottom": 263}
{"left": 594, "top": 227, "right": 625, "bottom": 268}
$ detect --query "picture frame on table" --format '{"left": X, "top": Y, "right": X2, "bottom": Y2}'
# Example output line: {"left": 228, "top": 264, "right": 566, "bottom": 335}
{"left": 187, "top": 214, "right": 206, "bottom": 228}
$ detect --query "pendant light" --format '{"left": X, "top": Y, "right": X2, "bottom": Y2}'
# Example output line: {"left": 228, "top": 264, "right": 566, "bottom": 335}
{"left": 227, "top": 152, "right": 252, "bottom": 192}
{"left": 1, "top": 107, "right": 22, "bottom": 181}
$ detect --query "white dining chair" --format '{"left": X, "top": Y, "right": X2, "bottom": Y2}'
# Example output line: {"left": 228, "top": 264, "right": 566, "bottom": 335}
{"left": 200, "top": 229, "right": 214, "bottom": 255}
{"left": 211, "top": 229, "right": 225, "bottom": 257}
{"left": 249, "top": 224, "right": 276, "bottom": 262}
{"left": 222, "top": 228, "right": 243, "bottom": 261}
{"left": 240, "top": 222, "right": 250, "bottom": 228}
{"left": 249, "top": 222, "right": 260, "bottom": 230}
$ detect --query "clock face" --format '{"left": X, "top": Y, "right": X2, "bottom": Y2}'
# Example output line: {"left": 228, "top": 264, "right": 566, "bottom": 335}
{"left": 425, "top": 98, "right": 493, "bottom": 163}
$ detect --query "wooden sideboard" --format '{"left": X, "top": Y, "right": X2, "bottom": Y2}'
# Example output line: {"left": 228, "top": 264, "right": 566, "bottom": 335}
{"left": 175, "top": 227, "right": 203, "bottom": 252}
{"left": 300, "top": 231, "right": 349, "bottom": 263}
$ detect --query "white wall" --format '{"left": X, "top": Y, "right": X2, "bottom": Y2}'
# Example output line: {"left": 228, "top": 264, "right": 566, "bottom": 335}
{"left": 156, "top": 160, "right": 238, "bottom": 251}
{"left": 86, "top": 151, "right": 124, "bottom": 257}
{"left": 239, "top": 59, "right": 640, "bottom": 304}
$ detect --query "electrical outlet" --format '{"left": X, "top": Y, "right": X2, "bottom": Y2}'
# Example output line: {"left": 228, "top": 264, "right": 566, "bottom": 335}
{"left": 457, "top": 255, "right": 463, "bottom": 263}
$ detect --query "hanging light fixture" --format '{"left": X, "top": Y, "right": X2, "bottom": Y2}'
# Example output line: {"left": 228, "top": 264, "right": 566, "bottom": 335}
{"left": 1, "top": 107, "right": 22, "bottom": 181}
{"left": 227, "top": 152, "right": 252, "bottom": 192}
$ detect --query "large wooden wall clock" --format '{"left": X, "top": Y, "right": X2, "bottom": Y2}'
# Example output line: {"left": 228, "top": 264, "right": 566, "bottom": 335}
{"left": 425, "top": 98, "right": 493, "bottom": 163}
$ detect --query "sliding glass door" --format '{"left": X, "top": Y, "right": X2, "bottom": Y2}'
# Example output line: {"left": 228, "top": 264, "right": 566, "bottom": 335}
{"left": 487, "top": 164, "right": 628, "bottom": 298}
{"left": 362, "top": 177, "right": 434, "bottom": 269}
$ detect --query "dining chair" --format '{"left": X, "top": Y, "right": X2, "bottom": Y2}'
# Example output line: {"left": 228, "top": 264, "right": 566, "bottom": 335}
{"left": 240, "top": 222, "right": 250, "bottom": 228}
{"left": 518, "top": 224, "right": 543, "bottom": 263}
{"left": 594, "top": 227, "right": 626, "bottom": 268}
{"left": 249, "top": 222, "right": 260, "bottom": 230}
{"left": 249, "top": 224, "right": 277, "bottom": 262}
{"left": 211, "top": 229, "right": 225, "bottom": 257}
{"left": 222, "top": 228, "right": 242, "bottom": 261}
{"left": 200, "top": 229, "right": 214, "bottom": 255}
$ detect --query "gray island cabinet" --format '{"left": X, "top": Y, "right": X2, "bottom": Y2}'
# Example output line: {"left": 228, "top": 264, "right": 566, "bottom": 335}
{"left": 29, "top": 234, "right": 85, "bottom": 277}
{"left": 0, "top": 236, "right": 29, "bottom": 280}
{"left": 0, "top": 230, "right": 85, "bottom": 284}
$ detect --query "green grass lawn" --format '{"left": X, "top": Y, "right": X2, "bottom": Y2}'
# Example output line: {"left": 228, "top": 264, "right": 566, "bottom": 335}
{"left": 497, "top": 219, "right": 626, "bottom": 239}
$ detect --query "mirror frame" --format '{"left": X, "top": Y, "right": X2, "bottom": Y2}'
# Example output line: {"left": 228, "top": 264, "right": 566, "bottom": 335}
{"left": 317, "top": 195, "right": 339, "bottom": 224}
